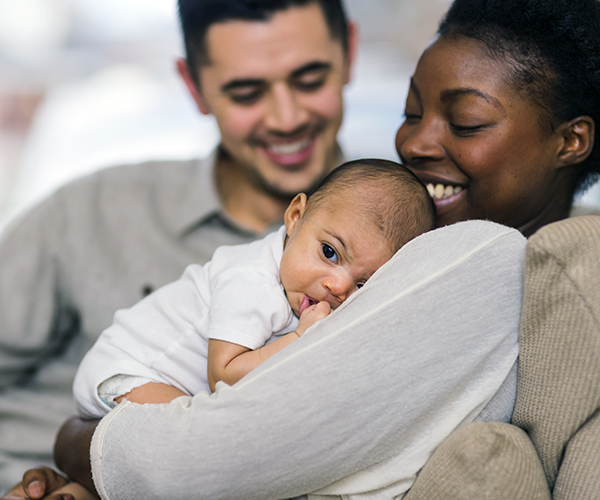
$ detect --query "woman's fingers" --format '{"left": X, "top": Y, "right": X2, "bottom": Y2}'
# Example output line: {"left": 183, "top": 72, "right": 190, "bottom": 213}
{"left": 22, "top": 467, "right": 69, "bottom": 499}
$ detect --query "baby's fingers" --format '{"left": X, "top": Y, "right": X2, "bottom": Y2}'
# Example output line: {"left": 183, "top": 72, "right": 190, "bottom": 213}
{"left": 298, "top": 301, "right": 331, "bottom": 328}
{"left": 311, "top": 301, "right": 331, "bottom": 319}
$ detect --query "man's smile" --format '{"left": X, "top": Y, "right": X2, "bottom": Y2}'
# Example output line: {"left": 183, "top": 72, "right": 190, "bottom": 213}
{"left": 263, "top": 136, "right": 315, "bottom": 166}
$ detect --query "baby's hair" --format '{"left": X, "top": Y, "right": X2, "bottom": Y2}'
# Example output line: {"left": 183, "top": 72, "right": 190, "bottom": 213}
{"left": 438, "top": 0, "right": 600, "bottom": 196}
{"left": 306, "top": 159, "right": 436, "bottom": 253}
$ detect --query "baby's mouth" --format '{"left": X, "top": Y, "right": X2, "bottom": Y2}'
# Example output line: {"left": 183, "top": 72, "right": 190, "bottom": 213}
{"left": 299, "top": 295, "right": 318, "bottom": 315}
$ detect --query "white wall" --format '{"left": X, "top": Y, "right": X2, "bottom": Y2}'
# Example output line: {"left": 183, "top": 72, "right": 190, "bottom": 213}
{"left": 0, "top": 0, "right": 597, "bottom": 231}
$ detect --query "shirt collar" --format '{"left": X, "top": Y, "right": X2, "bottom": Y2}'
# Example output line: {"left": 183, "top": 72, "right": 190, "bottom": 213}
{"left": 170, "top": 143, "right": 346, "bottom": 237}
{"left": 168, "top": 146, "right": 223, "bottom": 236}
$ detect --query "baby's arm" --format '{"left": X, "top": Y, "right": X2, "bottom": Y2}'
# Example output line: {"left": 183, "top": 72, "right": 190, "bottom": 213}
{"left": 113, "top": 382, "right": 188, "bottom": 405}
{"left": 207, "top": 301, "right": 330, "bottom": 392}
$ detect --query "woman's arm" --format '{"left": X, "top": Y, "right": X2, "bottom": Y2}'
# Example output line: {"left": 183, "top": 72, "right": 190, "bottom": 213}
{"left": 89, "top": 222, "right": 527, "bottom": 500}
{"left": 54, "top": 418, "right": 98, "bottom": 495}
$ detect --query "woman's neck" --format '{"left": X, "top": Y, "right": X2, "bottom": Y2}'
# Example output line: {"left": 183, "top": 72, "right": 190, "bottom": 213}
{"left": 518, "top": 196, "right": 572, "bottom": 238}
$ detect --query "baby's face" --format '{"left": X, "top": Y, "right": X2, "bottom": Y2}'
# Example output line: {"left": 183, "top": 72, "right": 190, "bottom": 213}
{"left": 280, "top": 193, "right": 394, "bottom": 317}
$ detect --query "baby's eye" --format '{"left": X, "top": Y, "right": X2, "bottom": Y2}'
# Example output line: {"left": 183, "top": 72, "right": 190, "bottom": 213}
{"left": 322, "top": 243, "right": 338, "bottom": 263}
{"left": 357, "top": 282, "right": 365, "bottom": 289}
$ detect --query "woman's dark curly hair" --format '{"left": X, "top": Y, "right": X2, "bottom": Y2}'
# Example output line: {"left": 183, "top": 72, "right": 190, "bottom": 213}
{"left": 439, "top": 0, "right": 600, "bottom": 196}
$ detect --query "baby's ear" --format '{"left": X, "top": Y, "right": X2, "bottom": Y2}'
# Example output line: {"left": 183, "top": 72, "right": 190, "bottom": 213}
{"left": 284, "top": 193, "right": 308, "bottom": 235}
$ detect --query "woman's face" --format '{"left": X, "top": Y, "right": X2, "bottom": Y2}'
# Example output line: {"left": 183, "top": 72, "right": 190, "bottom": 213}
{"left": 395, "top": 35, "right": 574, "bottom": 235}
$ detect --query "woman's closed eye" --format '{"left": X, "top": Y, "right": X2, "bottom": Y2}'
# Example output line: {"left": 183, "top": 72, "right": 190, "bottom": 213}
{"left": 450, "top": 123, "right": 487, "bottom": 135}
{"left": 402, "top": 112, "right": 421, "bottom": 124}
{"left": 322, "top": 243, "right": 338, "bottom": 263}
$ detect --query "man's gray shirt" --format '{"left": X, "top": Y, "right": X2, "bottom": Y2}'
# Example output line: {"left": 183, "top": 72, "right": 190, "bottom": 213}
{"left": 0, "top": 147, "right": 281, "bottom": 490}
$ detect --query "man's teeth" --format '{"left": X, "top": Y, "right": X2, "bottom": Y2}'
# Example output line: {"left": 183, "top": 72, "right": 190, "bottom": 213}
{"left": 268, "top": 138, "right": 311, "bottom": 155}
{"left": 426, "top": 183, "right": 464, "bottom": 200}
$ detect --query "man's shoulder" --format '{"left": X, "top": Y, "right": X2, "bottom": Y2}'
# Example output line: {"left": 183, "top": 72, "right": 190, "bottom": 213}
{"left": 0, "top": 152, "right": 221, "bottom": 245}
{"left": 44, "top": 156, "right": 213, "bottom": 222}
{"left": 61, "top": 157, "right": 205, "bottom": 194}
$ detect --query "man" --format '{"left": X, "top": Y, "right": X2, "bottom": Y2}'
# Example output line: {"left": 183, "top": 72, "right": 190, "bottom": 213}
{"left": 0, "top": 0, "right": 355, "bottom": 491}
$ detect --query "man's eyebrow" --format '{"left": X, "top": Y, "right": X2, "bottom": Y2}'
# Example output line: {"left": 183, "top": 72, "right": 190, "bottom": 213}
{"left": 220, "top": 62, "right": 331, "bottom": 93}
{"left": 290, "top": 61, "right": 332, "bottom": 78}
{"left": 440, "top": 88, "right": 505, "bottom": 112}
{"left": 221, "top": 78, "right": 265, "bottom": 92}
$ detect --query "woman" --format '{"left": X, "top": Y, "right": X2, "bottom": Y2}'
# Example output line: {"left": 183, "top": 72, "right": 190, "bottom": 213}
{"left": 6, "top": 0, "right": 600, "bottom": 498}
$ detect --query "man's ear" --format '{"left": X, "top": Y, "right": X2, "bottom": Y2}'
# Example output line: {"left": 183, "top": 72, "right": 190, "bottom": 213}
{"left": 342, "top": 20, "right": 358, "bottom": 85}
{"left": 175, "top": 58, "right": 212, "bottom": 115}
{"left": 556, "top": 116, "right": 595, "bottom": 167}
{"left": 284, "top": 193, "right": 308, "bottom": 236}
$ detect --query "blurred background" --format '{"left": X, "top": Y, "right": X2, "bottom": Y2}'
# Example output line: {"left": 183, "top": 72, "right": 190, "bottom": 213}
{"left": 0, "top": 0, "right": 599, "bottom": 231}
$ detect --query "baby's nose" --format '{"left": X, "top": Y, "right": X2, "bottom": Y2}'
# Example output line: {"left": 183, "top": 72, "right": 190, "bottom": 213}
{"left": 323, "top": 274, "right": 355, "bottom": 303}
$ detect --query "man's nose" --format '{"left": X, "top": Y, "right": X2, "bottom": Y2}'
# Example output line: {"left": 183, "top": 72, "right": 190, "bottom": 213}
{"left": 395, "top": 117, "right": 446, "bottom": 165}
{"left": 265, "top": 84, "right": 309, "bottom": 133}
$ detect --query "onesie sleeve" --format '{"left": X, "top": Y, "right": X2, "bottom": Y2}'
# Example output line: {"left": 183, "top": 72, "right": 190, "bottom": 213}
{"left": 207, "top": 266, "right": 296, "bottom": 350}
{"left": 73, "top": 265, "right": 209, "bottom": 419}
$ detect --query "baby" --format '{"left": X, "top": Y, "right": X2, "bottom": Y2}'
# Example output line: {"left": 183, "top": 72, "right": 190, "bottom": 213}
{"left": 74, "top": 159, "right": 436, "bottom": 417}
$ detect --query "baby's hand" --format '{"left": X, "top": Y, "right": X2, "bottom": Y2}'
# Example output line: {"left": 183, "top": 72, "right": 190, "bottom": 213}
{"left": 296, "top": 301, "right": 331, "bottom": 336}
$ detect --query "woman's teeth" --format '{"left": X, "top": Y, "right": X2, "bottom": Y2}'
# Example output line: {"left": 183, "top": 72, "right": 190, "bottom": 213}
{"left": 427, "top": 183, "right": 464, "bottom": 200}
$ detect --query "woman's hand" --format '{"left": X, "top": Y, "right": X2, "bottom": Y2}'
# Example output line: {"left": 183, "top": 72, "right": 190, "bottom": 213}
{"left": 1, "top": 467, "right": 99, "bottom": 500}
{"left": 1, "top": 467, "right": 69, "bottom": 500}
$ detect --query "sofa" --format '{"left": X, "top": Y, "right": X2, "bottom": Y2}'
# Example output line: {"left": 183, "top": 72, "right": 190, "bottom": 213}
{"left": 404, "top": 215, "right": 600, "bottom": 499}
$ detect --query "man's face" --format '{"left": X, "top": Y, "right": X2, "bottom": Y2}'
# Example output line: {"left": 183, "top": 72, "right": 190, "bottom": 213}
{"left": 187, "top": 3, "right": 355, "bottom": 198}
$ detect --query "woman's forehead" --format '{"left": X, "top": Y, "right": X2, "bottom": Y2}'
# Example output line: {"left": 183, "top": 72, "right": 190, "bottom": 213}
{"left": 413, "top": 35, "right": 530, "bottom": 104}
{"left": 421, "top": 36, "right": 508, "bottom": 80}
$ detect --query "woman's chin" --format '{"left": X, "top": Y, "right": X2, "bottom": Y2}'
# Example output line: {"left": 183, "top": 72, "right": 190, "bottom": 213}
{"left": 433, "top": 189, "right": 468, "bottom": 226}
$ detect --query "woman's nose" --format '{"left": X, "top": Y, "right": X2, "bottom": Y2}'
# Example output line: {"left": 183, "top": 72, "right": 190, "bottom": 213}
{"left": 395, "top": 118, "right": 445, "bottom": 165}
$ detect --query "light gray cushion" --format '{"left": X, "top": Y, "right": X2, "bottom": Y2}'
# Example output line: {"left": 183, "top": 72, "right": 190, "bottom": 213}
{"left": 403, "top": 421, "right": 550, "bottom": 500}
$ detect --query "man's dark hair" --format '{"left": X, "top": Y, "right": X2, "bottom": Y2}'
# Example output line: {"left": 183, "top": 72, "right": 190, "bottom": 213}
{"left": 178, "top": 0, "right": 349, "bottom": 86}
{"left": 307, "top": 158, "right": 437, "bottom": 253}
{"left": 438, "top": 0, "right": 600, "bottom": 197}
